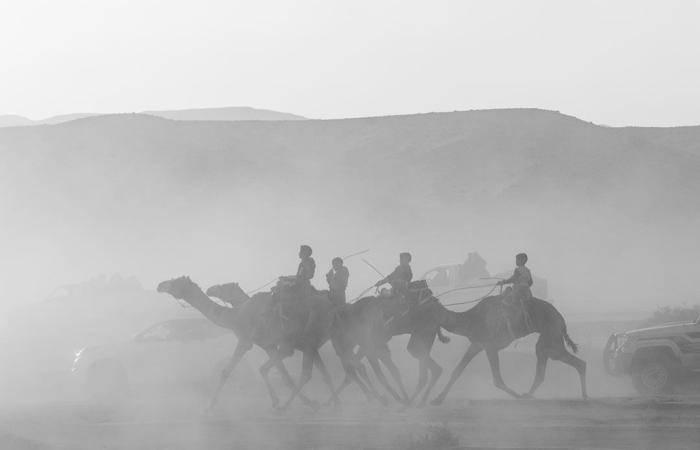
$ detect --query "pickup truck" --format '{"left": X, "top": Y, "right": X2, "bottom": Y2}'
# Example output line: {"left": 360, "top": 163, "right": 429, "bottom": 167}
{"left": 603, "top": 316, "right": 700, "bottom": 394}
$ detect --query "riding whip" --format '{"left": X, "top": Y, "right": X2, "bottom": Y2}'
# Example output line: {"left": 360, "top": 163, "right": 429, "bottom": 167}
{"left": 342, "top": 248, "right": 370, "bottom": 260}
{"left": 361, "top": 258, "right": 385, "bottom": 278}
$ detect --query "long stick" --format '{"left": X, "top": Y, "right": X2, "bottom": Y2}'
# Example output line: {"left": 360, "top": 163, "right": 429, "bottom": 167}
{"left": 353, "top": 284, "right": 376, "bottom": 302}
{"left": 342, "top": 248, "right": 370, "bottom": 260}
{"left": 246, "top": 277, "right": 278, "bottom": 295}
{"left": 361, "top": 258, "right": 385, "bottom": 278}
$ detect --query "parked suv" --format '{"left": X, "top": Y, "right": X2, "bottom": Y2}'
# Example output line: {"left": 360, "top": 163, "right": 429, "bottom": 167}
{"left": 603, "top": 315, "right": 700, "bottom": 395}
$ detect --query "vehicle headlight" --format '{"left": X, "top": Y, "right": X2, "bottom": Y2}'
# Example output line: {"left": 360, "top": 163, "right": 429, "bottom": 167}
{"left": 72, "top": 348, "right": 85, "bottom": 368}
{"left": 615, "top": 334, "right": 629, "bottom": 350}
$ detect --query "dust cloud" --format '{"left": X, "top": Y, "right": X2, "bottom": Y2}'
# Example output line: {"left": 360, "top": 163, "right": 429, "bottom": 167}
{"left": 1, "top": 110, "right": 699, "bottom": 449}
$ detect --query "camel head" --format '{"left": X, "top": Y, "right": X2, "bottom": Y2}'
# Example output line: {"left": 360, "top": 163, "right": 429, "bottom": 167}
{"left": 206, "top": 282, "right": 249, "bottom": 307}
{"left": 156, "top": 276, "right": 199, "bottom": 300}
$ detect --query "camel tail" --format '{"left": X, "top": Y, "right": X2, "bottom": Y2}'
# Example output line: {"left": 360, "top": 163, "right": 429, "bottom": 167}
{"left": 563, "top": 332, "right": 578, "bottom": 354}
{"left": 437, "top": 328, "right": 450, "bottom": 344}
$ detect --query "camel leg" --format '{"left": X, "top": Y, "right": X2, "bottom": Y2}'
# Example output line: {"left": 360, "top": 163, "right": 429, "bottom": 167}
{"left": 343, "top": 359, "right": 378, "bottom": 403}
{"left": 350, "top": 356, "right": 386, "bottom": 405}
{"left": 313, "top": 353, "right": 341, "bottom": 406}
{"left": 418, "top": 356, "right": 443, "bottom": 407}
{"left": 523, "top": 343, "right": 548, "bottom": 398}
{"left": 323, "top": 373, "right": 354, "bottom": 406}
{"left": 270, "top": 357, "right": 318, "bottom": 409}
{"left": 355, "top": 360, "right": 376, "bottom": 394}
{"left": 322, "top": 358, "right": 379, "bottom": 406}
{"left": 258, "top": 358, "right": 281, "bottom": 407}
{"left": 431, "top": 343, "right": 482, "bottom": 405}
{"left": 485, "top": 348, "right": 520, "bottom": 399}
{"left": 367, "top": 354, "right": 405, "bottom": 404}
{"left": 553, "top": 350, "right": 588, "bottom": 399}
{"left": 280, "top": 349, "right": 316, "bottom": 410}
{"left": 325, "top": 359, "right": 373, "bottom": 402}
{"left": 209, "top": 342, "right": 249, "bottom": 409}
{"left": 357, "top": 361, "right": 387, "bottom": 405}
{"left": 410, "top": 360, "right": 428, "bottom": 404}
{"left": 378, "top": 351, "right": 410, "bottom": 403}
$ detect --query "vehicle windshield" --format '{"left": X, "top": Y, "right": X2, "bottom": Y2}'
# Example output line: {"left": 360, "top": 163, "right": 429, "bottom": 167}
{"left": 425, "top": 268, "right": 451, "bottom": 287}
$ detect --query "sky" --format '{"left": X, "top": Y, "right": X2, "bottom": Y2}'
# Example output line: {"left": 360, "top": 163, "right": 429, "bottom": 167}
{"left": 1, "top": 0, "right": 700, "bottom": 126}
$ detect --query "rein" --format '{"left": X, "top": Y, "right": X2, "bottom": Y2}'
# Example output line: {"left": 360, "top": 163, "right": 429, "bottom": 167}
{"left": 440, "top": 283, "right": 501, "bottom": 307}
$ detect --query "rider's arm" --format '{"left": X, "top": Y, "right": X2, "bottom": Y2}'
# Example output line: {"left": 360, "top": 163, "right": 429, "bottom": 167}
{"left": 338, "top": 267, "right": 349, "bottom": 289}
{"left": 499, "top": 269, "right": 518, "bottom": 285}
{"left": 375, "top": 267, "right": 397, "bottom": 286}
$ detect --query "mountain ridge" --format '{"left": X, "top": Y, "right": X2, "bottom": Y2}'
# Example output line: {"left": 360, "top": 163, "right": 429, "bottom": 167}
{"left": 0, "top": 106, "right": 306, "bottom": 128}
{"left": 1, "top": 107, "right": 699, "bottom": 309}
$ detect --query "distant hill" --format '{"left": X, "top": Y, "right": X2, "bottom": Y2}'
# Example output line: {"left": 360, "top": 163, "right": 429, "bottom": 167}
{"left": 0, "top": 114, "right": 34, "bottom": 127}
{"left": 143, "top": 106, "right": 305, "bottom": 122}
{"left": 0, "top": 106, "right": 305, "bottom": 128}
{"left": 39, "top": 112, "right": 99, "bottom": 124}
{"left": 1, "top": 108, "right": 699, "bottom": 311}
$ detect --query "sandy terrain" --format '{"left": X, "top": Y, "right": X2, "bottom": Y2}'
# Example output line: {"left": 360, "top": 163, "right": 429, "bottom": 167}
{"left": 2, "top": 395, "right": 700, "bottom": 450}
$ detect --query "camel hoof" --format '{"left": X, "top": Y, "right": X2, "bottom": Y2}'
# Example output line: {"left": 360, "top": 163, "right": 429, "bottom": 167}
{"left": 378, "top": 396, "right": 389, "bottom": 407}
{"left": 520, "top": 393, "right": 534, "bottom": 400}
{"left": 430, "top": 397, "right": 444, "bottom": 406}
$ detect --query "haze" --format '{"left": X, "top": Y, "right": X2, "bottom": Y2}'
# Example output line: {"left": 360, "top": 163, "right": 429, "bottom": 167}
{"left": 2, "top": 0, "right": 700, "bottom": 126}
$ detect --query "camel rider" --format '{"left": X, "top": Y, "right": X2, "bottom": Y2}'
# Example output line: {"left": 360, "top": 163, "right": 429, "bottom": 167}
{"left": 326, "top": 257, "right": 349, "bottom": 307}
{"left": 296, "top": 245, "right": 316, "bottom": 286}
{"left": 497, "top": 252, "right": 533, "bottom": 303}
{"left": 375, "top": 252, "right": 413, "bottom": 297}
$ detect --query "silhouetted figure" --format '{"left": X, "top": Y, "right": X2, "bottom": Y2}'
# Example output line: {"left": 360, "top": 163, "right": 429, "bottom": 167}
{"left": 326, "top": 257, "right": 349, "bottom": 307}
{"left": 498, "top": 252, "right": 533, "bottom": 303}
{"left": 296, "top": 244, "right": 316, "bottom": 287}
{"left": 375, "top": 252, "right": 413, "bottom": 296}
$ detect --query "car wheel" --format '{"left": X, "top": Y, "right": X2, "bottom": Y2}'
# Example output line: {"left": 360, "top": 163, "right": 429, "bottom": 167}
{"left": 632, "top": 354, "right": 677, "bottom": 395}
{"left": 85, "top": 360, "right": 128, "bottom": 403}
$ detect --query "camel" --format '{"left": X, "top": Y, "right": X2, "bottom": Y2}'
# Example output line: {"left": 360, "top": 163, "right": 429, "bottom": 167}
{"left": 157, "top": 277, "right": 375, "bottom": 410}
{"left": 206, "top": 281, "right": 452, "bottom": 407}
{"left": 328, "top": 287, "right": 452, "bottom": 407}
{"left": 208, "top": 282, "right": 389, "bottom": 405}
{"left": 431, "top": 294, "right": 587, "bottom": 404}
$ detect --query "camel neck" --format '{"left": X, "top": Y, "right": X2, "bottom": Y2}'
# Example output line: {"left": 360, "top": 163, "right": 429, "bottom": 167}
{"left": 437, "top": 302, "right": 473, "bottom": 337}
{"left": 182, "top": 284, "right": 240, "bottom": 331}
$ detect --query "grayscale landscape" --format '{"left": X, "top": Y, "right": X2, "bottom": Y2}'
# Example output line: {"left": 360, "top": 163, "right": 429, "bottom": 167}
{"left": 2, "top": 1, "right": 700, "bottom": 449}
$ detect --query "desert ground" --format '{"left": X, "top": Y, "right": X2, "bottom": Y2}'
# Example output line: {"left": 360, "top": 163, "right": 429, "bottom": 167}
{"left": 2, "top": 324, "right": 699, "bottom": 450}
{"left": 2, "top": 395, "right": 700, "bottom": 450}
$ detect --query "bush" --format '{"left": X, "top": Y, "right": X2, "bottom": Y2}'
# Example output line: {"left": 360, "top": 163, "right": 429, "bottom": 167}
{"left": 643, "top": 305, "right": 700, "bottom": 327}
